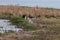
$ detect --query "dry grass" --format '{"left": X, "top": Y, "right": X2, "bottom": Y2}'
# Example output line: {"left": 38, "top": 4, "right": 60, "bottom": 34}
{"left": 0, "top": 29, "right": 60, "bottom": 40}
{"left": 0, "top": 5, "right": 60, "bottom": 17}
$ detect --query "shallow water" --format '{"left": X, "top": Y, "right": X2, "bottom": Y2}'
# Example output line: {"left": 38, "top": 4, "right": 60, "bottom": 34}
{"left": 0, "top": 19, "right": 22, "bottom": 33}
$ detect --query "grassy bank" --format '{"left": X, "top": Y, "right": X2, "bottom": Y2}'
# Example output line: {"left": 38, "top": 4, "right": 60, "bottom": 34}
{"left": 0, "top": 13, "right": 41, "bottom": 31}
{"left": 0, "top": 12, "right": 60, "bottom": 40}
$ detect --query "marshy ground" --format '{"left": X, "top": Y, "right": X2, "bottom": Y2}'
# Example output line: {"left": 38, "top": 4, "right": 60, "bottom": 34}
{"left": 0, "top": 6, "right": 60, "bottom": 40}
{"left": 0, "top": 15, "right": 60, "bottom": 40}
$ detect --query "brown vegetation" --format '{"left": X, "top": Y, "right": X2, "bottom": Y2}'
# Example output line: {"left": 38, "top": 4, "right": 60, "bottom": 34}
{"left": 0, "top": 29, "right": 60, "bottom": 40}
{"left": 0, "top": 5, "right": 60, "bottom": 17}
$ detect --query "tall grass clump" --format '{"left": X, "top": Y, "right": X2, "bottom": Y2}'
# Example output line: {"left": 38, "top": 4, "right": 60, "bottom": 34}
{"left": 10, "top": 16, "right": 39, "bottom": 31}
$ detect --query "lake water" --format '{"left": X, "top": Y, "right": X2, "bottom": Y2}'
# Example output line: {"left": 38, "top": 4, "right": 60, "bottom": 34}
{"left": 0, "top": 19, "right": 22, "bottom": 33}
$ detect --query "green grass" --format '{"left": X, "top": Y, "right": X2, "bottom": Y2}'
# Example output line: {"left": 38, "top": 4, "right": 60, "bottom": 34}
{"left": 10, "top": 16, "right": 39, "bottom": 31}
{"left": 23, "top": 23, "right": 39, "bottom": 31}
